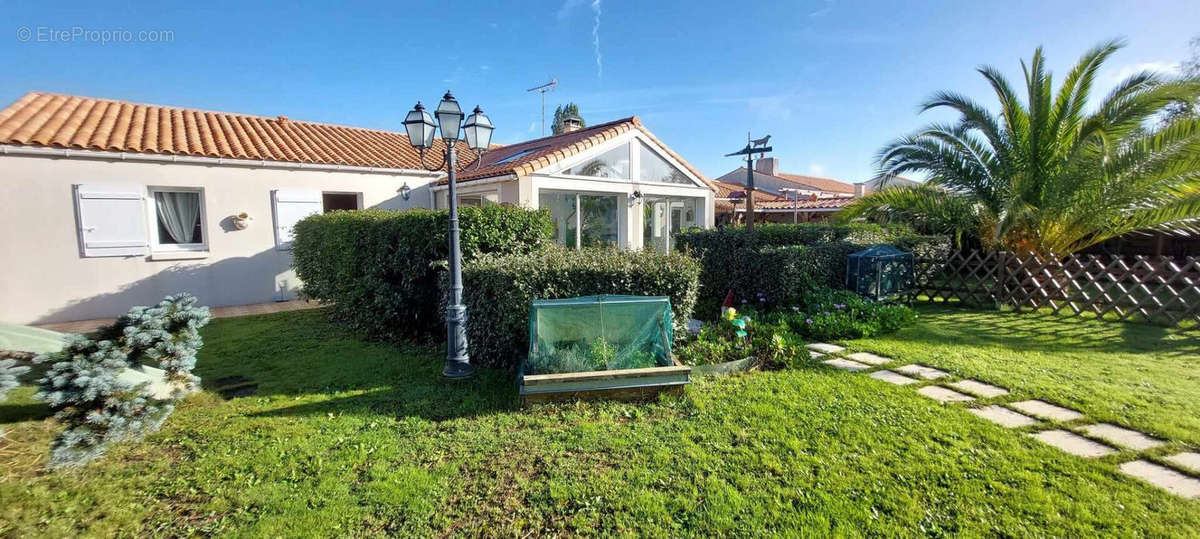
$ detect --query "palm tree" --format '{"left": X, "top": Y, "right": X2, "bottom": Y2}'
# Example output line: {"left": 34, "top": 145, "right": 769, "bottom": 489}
{"left": 838, "top": 40, "right": 1200, "bottom": 256}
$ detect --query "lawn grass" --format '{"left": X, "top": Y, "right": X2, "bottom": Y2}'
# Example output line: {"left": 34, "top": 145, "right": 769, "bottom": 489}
{"left": 1, "top": 307, "right": 1198, "bottom": 536}
{"left": 852, "top": 304, "right": 1200, "bottom": 446}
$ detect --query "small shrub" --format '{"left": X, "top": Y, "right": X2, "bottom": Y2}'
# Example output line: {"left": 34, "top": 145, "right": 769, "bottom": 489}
{"left": 34, "top": 294, "right": 210, "bottom": 468}
{"left": 675, "top": 307, "right": 805, "bottom": 370}
{"left": 766, "top": 288, "right": 917, "bottom": 341}
{"left": 292, "top": 205, "right": 553, "bottom": 340}
{"left": 456, "top": 248, "right": 701, "bottom": 370}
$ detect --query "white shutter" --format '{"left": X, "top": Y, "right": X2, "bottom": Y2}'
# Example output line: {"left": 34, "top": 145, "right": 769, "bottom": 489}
{"left": 74, "top": 185, "right": 149, "bottom": 257}
{"left": 272, "top": 189, "right": 322, "bottom": 250}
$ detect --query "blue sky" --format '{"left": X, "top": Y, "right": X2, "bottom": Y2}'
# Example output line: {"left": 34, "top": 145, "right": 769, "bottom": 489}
{"left": 2, "top": 0, "right": 1197, "bottom": 182}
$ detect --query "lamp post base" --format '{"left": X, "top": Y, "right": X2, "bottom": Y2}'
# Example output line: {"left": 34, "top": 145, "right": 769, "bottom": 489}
{"left": 442, "top": 360, "right": 475, "bottom": 379}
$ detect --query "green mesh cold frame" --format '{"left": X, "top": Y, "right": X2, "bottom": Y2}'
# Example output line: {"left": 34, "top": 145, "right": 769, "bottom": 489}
{"left": 525, "top": 295, "right": 674, "bottom": 375}
{"left": 846, "top": 245, "right": 915, "bottom": 300}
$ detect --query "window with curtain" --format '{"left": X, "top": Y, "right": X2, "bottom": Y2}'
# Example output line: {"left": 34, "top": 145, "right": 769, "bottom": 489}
{"left": 152, "top": 189, "right": 205, "bottom": 249}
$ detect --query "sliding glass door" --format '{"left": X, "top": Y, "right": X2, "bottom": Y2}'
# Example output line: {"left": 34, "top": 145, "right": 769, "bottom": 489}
{"left": 539, "top": 191, "right": 619, "bottom": 249}
{"left": 642, "top": 196, "right": 700, "bottom": 252}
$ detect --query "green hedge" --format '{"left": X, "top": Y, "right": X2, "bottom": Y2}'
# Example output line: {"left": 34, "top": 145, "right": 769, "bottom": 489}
{"left": 675, "top": 223, "right": 950, "bottom": 316}
{"left": 292, "top": 206, "right": 553, "bottom": 339}
{"left": 455, "top": 248, "right": 701, "bottom": 370}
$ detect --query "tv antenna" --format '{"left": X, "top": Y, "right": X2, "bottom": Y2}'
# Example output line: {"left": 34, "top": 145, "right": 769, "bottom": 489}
{"left": 527, "top": 78, "right": 558, "bottom": 136}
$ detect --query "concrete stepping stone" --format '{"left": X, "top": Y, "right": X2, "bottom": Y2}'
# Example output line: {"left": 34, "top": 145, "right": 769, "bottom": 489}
{"left": 1030, "top": 430, "right": 1116, "bottom": 458}
{"left": 1079, "top": 423, "right": 1165, "bottom": 451}
{"left": 823, "top": 358, "right": 870, "bottom": 372}
{"left": 969, "top": 405, "right": 1038, "bottom": 428}
{"left": 868, "top": 370, "right": 918, "bottom": 385}
{"left": 894, "top": 364, "right": 950, "bottom": 380}
{"left": 845, "top": 352, "right": 891, "bottom": 366}
{"left": 947, "top": 379, "right": 1009, "bottom": 398}
{"left": 917, "top": 386, "right": 975, "bottom": 403}
{"left": 1164, "top": 452, "right": 1200, "bottom": 474}
{"left": 1119, "top": 460, "right": 1200, "bottom": 499}
{"left": 1009, "top": 400, "right": 1084, "bottom": 422}
{"left": 807, "top": 343, "right": 845, "bottom": 354}
{"left": 809, "top": 350, "right": 826, "bottom": 360}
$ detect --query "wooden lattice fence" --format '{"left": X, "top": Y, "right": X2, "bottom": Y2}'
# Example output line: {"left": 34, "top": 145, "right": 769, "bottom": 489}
{"left": 910, "top": 250, "right": 1200, "bottom": 327}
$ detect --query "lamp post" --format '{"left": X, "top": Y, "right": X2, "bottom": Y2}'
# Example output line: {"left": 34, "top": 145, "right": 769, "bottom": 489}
{"left": 724, "top": 137, "right": 772, "bottom": 231}
{"left": 404, "top": 91, "right": 495, "bottom": 379}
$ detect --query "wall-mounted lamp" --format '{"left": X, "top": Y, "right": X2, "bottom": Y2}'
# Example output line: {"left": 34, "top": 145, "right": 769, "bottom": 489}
{"left": 628, "top": 190, "right": 643, "bottom": 206}
{"left": 399, "top": 182, "right": 412, "bottom": 201}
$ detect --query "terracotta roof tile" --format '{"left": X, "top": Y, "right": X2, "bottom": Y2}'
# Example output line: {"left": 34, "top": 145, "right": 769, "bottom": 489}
{"left": 0, "top": 91, "right": 470, "bottom": 171}
{"left": 775, "top": 173, "right": 855, "bottom": 194}
{"left": 741, "top": 196, "right": 856, "bottom": 211}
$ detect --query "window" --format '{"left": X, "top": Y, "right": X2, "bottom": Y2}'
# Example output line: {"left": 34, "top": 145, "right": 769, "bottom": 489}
{"left": 539, "top": 191, "right": 618, "bottom": 249}
{"left": 322, "top": 192, "right": 360, "bottom": 213}
{"left": 638, "top": 141, "right": 692, "bottom": 185}
{"left": 566, "top": 144, "right": 630, "bottom": 179}
{"left": 494, "top": 146, "right": 547, "bottom": 164}
{"left": 150, "top": 187, "right": 206, "bottom": 251}
{"left": 642, "top": 196, "right": 702, "bottom": 252}
{"left": 458, "top": 192, "right": 499, "bottom": 207}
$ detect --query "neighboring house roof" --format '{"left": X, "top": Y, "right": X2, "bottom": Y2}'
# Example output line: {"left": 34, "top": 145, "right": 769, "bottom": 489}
{"left": 716, "top": 167, "right": 854, "bottom": 196}
{"left": 737, "top": 196, "right": 857, "bottom": 212}
{"left": 713, "top": 179, "right": 783, "bottom": 212}
{"left": 862, "top": 173, "right": 919, "bottom": 191}
{"left": 774, "top": 173, "right": 855, "bottom": 194}
{"left": 0, "top": 91, "right": 473, "bottom": 171}
{"left": 451, "top": 116, "right": 714, "bottom": 190}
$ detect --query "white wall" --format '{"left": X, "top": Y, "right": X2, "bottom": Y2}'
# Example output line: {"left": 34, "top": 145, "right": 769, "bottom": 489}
{"left": 0, "top": 154, "right": 436, "bottom": 324}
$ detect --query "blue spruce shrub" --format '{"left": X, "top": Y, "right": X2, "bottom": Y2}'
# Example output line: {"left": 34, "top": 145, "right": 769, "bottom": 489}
{"left": 0, "top": 358, "right": 31, "bottom": 437}
{"left": 35, "top": 294, "right": 211, "bottom": 468}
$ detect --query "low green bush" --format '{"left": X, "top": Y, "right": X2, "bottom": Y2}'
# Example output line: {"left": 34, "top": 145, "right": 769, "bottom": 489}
{"left": 675, "top": 306, "right": 805, "bottom": 369}
{"left": 676, "top": 223, "right": 949, "bottom": 317}
{"left": 292, "top": 205, "right": 553, "bottom": 340}
{"left": 456, "top": 248, "right": 701, "bottom": 370}
{"left": 765, "top": 288, "right": 918, "bottom": 341}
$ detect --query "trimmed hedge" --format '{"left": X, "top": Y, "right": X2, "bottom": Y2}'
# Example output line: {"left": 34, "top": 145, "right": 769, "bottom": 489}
{"left": 675, "top": 223, "right": 950, "bottom": 316}
{"left": 455, "top": 248, "right": 701, "bottom": 370}
{"left": 292, "top": 206, "right": 553, "bottom": 339}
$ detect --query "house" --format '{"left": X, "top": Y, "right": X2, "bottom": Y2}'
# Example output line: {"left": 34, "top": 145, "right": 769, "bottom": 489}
{"left": 714, "top": 157, "right": 856, "bottom": 198}
{"left": 714, "top": 158, "right": 858, "bottom": 223}
{"left": 0, "top": 92, "right": 714, "bottom": 324}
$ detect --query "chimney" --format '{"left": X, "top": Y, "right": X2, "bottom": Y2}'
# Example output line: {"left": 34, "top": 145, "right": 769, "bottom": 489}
{"left": 755, "top": 157, "right": 779, "bottom": 176}
{"left": 561, "top": 116, "right": 584, "bottom": 133}
{"left": 854, "top": 182, "right": 867, "bottom": 197}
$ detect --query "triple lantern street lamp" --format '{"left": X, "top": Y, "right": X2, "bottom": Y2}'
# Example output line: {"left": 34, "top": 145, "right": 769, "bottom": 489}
{"left": 403, "top": 91, "right": 494, "bottom": 379}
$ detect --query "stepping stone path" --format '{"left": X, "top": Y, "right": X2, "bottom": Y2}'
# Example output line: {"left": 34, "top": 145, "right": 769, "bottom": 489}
{"left": 947, "top": 379, "right": 1009, "bottom": 398}
{"left": 806, "top": 343, "right": 845, "bottom": 354}
{"left": 1009, "top": 400, "right": 1084, "bottom": 422}
{"left": 970, "top": 405, "right": 1038, "bottom": 428}
{"left": 845, "top": 352, "right": 891, "bottom": 366}
{"left": 822, "top": 358, "right": 870, "bottom": 372}
{"left": 1079, "top": 423, "right": 1165, "bottom": 451}
{"left": 818, "top": 345, "right": 1197, "bottom": 500}
{"left": 1031, "top": 430, "right": 1116, "bottom": 458}
{"left": 894, "top": 364, "right": 950, "bottom": 380}
{"left": 917, "top": 385, "right": 974, "bottom": 403}
{"left": 868, "top": 370, "right": 918, "bottom": 385}
{"left": 1119, "top": 460, "right": 1200, "bottom": 499}
{"left": 1165, "top": 452, "right": 1200, "bottom": 474}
